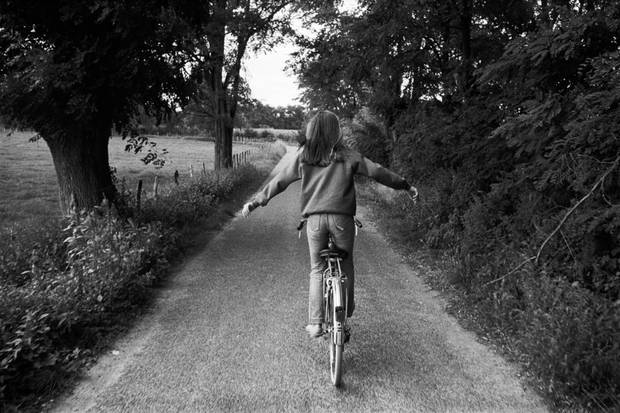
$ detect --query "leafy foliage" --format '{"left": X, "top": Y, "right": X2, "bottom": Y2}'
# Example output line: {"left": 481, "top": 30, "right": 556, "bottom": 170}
{"left": 0, "top": 0, "right": 201, "bottom": 138}
{"left": 0, "top": 206, "right": 174, "bottom": 408}
{"left": 300, "top": 0, "right": 620, "bottom": 409}
{"left": 0, "top": 0, "right": 209, "bottom": 212}
{"left": 0, "top": 147, "right": 284, "bottom": 409}
{"left": 236, "top": 100, "right": 305, "bottom": 130}
{"left": 190, "top": 0, "right": 294, "bottom": 169}
{"left": 123, "top": 135, "right": 169, "bottom": 168}
{"left": 342, "top": 108, "right": 391, "bottom": 165}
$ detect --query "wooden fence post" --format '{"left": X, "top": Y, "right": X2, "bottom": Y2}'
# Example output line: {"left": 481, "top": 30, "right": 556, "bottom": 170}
{"left": 174, "top": 170, "right": 179, "bottom": 185}
{"left": 153, "top": 175, "right": 159, "bottom": 198}
{"left": 136, "top": 179, "right": 143, "bottom": 211}
{"left": 202, "top": 162, "right": 206, "bottom": 176}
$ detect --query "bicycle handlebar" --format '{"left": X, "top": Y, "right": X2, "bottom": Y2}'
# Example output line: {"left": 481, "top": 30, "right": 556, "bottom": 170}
{"left": 297, "top": 219, "right": 307, "bottom": 231}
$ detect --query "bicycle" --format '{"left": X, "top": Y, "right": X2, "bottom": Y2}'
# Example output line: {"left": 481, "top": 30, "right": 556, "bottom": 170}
{"left": 298, "top": 218, "right": 361, "bottom": 386}
{"left": 320, "top": 234, "right": 349, "bottom": 386}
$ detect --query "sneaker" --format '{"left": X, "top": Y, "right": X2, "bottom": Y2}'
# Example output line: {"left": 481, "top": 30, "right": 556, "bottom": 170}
{"left": 305, "top": 324, "right": 323, "bottom": 338}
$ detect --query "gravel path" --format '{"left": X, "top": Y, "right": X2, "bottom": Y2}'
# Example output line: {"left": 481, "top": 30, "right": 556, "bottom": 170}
{"left": 52, "top": 149, "right": 547, "bottom": 412}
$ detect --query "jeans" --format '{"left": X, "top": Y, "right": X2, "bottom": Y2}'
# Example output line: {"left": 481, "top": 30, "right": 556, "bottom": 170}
{"left": 306, "top": 213, "right": 355, "bottom": 324}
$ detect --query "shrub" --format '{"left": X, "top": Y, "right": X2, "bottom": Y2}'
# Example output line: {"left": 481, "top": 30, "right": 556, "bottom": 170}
{"left": 0, "top": 204, "right": 173, "bottom": 405}
{"left": 242, "top": 128, "right": 259, "bottom": 139}
{"left": 342, "top": 108, "right": 391, "bottom": 166}
{"left": 385, "top": 99, "right": 619, "bottom": 409}
{"left": 0, "top": 219, "right": 65, "bottom": 287}
{"left": 296, "top": 128, "right": 305, "bottom": 145}
{"left": 137, "top": 165, "right": 258, "bottom": 228}
{"left": 364, "top": 39, "right": 620, "bottom": 406}
{"left": 0, "top": 146, "right": 284, "bottom": 408}
{"left": 259, "top": 130, "right": 275, "bottom": 141}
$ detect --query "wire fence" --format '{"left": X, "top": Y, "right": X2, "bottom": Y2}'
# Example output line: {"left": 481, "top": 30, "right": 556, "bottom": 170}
{"left": 131, "top": 147, "right": 263, "bottom": 211}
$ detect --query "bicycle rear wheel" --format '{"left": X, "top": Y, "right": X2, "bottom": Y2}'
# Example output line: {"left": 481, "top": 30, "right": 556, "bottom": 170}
{"left": 328, "top": 282, "right": 345, "bottom": 386}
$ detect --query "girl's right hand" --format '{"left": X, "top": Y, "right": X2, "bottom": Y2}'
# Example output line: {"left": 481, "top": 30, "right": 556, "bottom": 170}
{"left": 409, "top": 186, "right": 419, "bottom": 204}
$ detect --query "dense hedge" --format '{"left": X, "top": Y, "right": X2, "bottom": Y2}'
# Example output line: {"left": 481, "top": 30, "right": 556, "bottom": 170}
{"left": 0, "top": 144, "right": 285, "bottom": 409}
{"left": 348, "top": 10, "right": 620, "bottom": 410}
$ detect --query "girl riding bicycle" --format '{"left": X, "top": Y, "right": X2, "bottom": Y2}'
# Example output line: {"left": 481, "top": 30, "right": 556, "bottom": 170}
{"left": 242, "top": 110, "right": 417, "bottom": 338}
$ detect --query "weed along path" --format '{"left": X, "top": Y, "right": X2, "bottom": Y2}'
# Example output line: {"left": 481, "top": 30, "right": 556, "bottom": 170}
{"left": 53, "top": 148, "right": 547, "bottom": 413}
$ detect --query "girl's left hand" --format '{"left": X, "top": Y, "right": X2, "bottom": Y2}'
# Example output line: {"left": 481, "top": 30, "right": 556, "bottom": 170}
{"left": 241, "top": 203, "right": 252, "bottom": 217}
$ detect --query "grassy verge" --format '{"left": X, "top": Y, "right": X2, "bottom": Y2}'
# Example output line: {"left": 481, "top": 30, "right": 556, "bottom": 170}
{"left": 357, "top": 180, "right": 619, "bottom": 412}
{"left": 0, "top": 131, "right": 257, "bottom": 228}
{"left": 0, "top": 143, "right": 286, "bottom": 412}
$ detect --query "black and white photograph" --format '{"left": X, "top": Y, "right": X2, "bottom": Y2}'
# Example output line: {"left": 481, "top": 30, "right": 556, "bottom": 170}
{"left": 1, "top": 0, "right": 618, "bottom": 411}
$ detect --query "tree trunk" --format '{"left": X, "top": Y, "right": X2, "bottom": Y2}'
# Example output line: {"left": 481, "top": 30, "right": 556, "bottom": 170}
{"left": 45, "top": 130, "right": 116, "bottom": 214}
{"left": 208, "top": 1, "right": 233, "bottom": 170}
{"left": 214, "top": 96, "right": 233, "bottom": 169}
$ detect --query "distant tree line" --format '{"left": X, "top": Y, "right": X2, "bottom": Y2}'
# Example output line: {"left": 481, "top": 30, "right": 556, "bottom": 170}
{"left": 236, "top": 100, "right": 305, "bottom": 130}
{"left": 295, "top": 0, "right": 619, "bottom": 409}
{"left": 135, "top": 100, "right": 305, "bottom": 135}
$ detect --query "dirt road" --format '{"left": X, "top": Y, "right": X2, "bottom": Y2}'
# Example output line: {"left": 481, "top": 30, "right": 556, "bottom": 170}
{"left": 52, "top": 149, "right": 547, "bottom": 412}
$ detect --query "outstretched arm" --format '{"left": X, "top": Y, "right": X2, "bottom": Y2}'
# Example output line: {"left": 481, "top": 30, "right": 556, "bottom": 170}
{"left": 242, "top": 153, "right": 301, "bottom": 217}
{"left": 356, "top": 155, "right": 411, "bottom": 190}
{"left": 355, "top": 154, "right": 419, "bottom": 202}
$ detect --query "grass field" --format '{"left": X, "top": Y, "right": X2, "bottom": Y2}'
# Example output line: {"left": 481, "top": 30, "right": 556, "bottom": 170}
{"left": 0, "top": 131, "right": 256, "bottom": 229}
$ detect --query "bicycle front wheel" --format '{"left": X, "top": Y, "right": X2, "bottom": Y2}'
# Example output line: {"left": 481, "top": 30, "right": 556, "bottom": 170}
{"left": 329, "top": 339, "right": 343, "bottom": 386}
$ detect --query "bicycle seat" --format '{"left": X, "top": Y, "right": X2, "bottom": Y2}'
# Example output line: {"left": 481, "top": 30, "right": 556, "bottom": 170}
{"left": 319, "top": 247, "right": 348, "bottom": 260}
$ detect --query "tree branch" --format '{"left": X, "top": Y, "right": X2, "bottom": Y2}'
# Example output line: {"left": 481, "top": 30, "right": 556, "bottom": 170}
{"left": 484, "top": 154, "right": 620, "bottom": 286}
{"left": 483, "top": 255, "right": 536, "bottom": 286}
{"left": 534, "top": 155, "right": 620, "bottom": 264}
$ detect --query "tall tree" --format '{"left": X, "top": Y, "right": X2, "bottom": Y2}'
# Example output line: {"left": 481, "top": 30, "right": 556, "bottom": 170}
{"left": 293, "top": 0, "right": 534, "bottom": 129}
{"left": 192, "top": 0, "right": 293, "bottom": 169}
{"left": 294, "top": 0, "right": 440, "bottom": 135}
{"left": 0, "top": 1, "right": 205, "bottom": 213}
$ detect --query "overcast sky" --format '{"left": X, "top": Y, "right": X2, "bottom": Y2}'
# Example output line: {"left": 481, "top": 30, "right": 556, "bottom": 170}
{"left": 242, "top": 0, "right": 359, "bottom": 108}
{"left": 243, "top": 41, "right": 301, "bottom": 108}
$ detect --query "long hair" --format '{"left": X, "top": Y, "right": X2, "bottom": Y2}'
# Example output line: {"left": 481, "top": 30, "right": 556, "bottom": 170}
{"left": 300, "top": 110, "right": 345, "bottom": 166}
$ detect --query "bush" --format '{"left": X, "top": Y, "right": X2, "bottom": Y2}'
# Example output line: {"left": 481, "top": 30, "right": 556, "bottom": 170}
{"left": 0, "top": 219, "right": 65, "bottom": 287}
{"left": 0, "top": 204, "right": 174, "bottom": 403}
{"left": 259, "top": 130, "right": 275, "bottom": 141}
{"left": 296, "top": 128, "right": 305, "bottom": 145}
{"left": 343, "top": 108, "right": 391, "bottom": 165}
{"left": 0, "top": 147, "right": 284, "bottom": 409}
{"left": 365, "top": 35, "right": 620, "bottom": 407}
{"left": 242, "top": 128, "right": 259, "bottom": 139}
{"left": 363, "top": 174, "right": 620, "bottom": 409}
{"left": 380, "top": 79, "right": 619, "bottom": 412}
{"left": 138, "top": 165, "right": 258, "bottom": 229}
